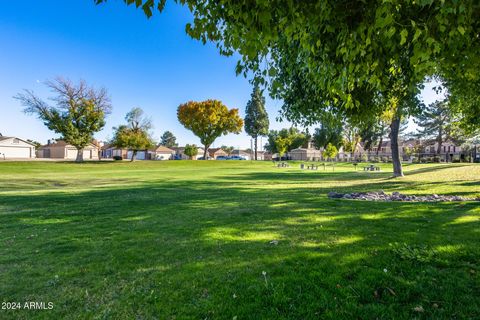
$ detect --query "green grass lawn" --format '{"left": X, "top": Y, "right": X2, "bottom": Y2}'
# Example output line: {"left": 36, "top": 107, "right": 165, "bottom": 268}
{"left": 1, "top": 161, "right": 479, "bottom": 319}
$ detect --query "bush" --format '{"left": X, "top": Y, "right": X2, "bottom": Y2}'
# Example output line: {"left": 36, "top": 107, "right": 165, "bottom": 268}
{"left": 113, "top": 156, "right": 123, "bottom": 161}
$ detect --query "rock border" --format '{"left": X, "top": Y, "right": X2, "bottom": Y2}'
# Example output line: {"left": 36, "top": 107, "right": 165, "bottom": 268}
{"left": 328, "top": 191, "right": 480, "bottom": 202}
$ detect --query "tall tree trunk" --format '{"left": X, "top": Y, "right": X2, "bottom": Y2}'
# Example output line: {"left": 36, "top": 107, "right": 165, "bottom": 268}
{"left": 436, "top": 127, "right": 443, "bottom": 161}
{"left": 254, "top": 136, "right": 258, "bottom": 160}
{"left": 131, "top": 150, "right": 137, "bottom": 162}
{"left": 76, "top": 148, "right": 84, "bottom": 162}
{"left": 376, "top": 137, "right": 383, "bottom": 156}
{"left": 203, "top": 145, "right": 209, "bottom": 160}
{"left": 389, "top": 116, "right": 403, "bottom": 177}
{"left": 352, "top": 140, "right": 358, "bottom": 161}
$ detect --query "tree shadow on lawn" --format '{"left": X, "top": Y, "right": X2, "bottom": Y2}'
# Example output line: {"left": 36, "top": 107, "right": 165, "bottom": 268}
{"left": 219, "top": 171, "right": 479, "bottom": 197}
{"left": 0, "top": 179, "right": 479, "bottom": 319}
{"left": 403, "top": 163, "right": 471, "bottom": 175}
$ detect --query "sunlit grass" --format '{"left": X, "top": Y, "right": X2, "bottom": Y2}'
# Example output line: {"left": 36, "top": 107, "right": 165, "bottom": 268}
{"left": 0, "top": 161, "right": 479, "bottom": 319}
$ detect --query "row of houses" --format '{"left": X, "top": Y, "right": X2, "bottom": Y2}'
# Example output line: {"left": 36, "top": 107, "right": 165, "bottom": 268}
{"left": 100, "top": 144, "right": 268, "bottom": 160}
{"left": 287, "top": 139, "right": 474, "bottom": 162}
{"left": 1, "top": 134, "right": 478, "bottom": 162}
{"left": 0, "top": 135, "right": 267, "bottom": 160}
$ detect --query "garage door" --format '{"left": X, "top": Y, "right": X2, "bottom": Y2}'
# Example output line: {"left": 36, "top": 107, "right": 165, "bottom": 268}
{"left": 0, "top": 146, "right": 31, "bottom": 158}
{"left": 66, "top": 149, "right": 78, "bottom": 159}
{"left": 127, "top": 151, "right": 146, "bottom": 160}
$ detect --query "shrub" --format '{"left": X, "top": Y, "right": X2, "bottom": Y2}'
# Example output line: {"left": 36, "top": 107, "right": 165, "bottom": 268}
{"left": 113, "top": 156, "right": 123, "bottom": 161}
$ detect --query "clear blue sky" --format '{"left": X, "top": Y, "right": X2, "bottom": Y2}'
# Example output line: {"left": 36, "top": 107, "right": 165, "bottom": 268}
{"left": 0, "top": 1, "right": 442, "bottom": 148}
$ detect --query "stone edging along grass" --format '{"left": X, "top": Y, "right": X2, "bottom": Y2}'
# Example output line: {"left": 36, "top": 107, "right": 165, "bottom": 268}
{"left": 328, "top": 190, "right": 480, "bottom": 202}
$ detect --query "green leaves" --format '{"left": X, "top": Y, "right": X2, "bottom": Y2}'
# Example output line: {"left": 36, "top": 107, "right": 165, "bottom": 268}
{"left": 15, "top": 78, "right": 111, "bottom": 158}
{"left": 177, "top": 100, "right": 243, "bottom": 151}
{"left": 400, "top": 29, "right": 408, "bottom": 45}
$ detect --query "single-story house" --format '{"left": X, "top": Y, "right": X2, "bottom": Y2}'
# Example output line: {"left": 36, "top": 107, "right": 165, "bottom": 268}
{"left": 37, "top": 140, "right": 99, "bottom": 160}
{"left": 231, "top": 149, "right": 251, "bottom": 160}
{"left": 171, "top": 146, "right": 205, "bottom": 160}
{"left": 208, "top": 148, "right": 228, "bottom": 159}
{"left": 101, "top": 144, "right": 128, "bottom": 159}
{"left": 288, "top": 148, "right": 323, "bottom": 161}
{"left": 262, "top": 152, "right": 273, "bottom": 161}
{"left": 149, "top": 145, "right": 175, "bottom": 160}
{"left": 0, "top": 136, "right": 36, "bottom": 159}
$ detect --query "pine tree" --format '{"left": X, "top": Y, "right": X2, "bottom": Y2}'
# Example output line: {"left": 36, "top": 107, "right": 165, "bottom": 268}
{"left": 414, "top": 101, "right": 453, "bottom": 155}
{"left": 244, "top": 86, "right": 269, "bottom": 160}
{"left": 160, "top": 131, "right": 178, "bottom": 148}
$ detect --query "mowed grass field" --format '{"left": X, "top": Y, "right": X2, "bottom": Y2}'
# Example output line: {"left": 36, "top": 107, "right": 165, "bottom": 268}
{"left": 1, "top": 161, "right": 479, "bottom": 319}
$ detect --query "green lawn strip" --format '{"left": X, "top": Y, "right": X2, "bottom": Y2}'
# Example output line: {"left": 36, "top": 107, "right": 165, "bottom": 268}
{"left": 0, "top": 161, "right": 478, "bottom": 319}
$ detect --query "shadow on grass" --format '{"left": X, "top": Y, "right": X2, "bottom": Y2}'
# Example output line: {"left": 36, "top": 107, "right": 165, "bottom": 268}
{"left": 0, "top": 176, "right": 479, "bottom": 319}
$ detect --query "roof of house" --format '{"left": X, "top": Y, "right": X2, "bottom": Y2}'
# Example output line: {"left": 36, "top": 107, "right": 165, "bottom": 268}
{"left": 40, "top": 140, "right": 97, "bottom": 149}
{"left": 153, "top": 145, "right": 174, "bottom": 153}
{"left": 171, "top": 146, "right": 204, "bottom": 152}
{"left": 231, "top": 150, "right": 251, "bottom": 155}
{"left": 208, "top": 148, "right": 227, "bottom": 156}
{"left": 0, "top": 136, "right": 36, "bottom": 146}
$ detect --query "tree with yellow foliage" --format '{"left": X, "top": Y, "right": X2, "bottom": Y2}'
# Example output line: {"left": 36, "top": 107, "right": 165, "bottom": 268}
{"left": 177, "top": 100, "right": 243, "bottom": 160}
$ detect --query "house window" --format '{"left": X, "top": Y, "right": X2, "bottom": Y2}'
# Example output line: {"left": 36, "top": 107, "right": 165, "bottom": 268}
{"left": 453, "top": 146, "right": 456, "bottom": 153}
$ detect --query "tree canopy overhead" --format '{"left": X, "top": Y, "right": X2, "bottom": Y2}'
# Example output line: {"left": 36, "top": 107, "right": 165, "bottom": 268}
{"left": 97, "top": 0, "right": 479, "bottom": 175}
{"left": 96, "top": 0, "right": 479, "bottom": 104}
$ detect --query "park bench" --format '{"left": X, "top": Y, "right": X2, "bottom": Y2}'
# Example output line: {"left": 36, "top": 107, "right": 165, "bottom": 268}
{"left": 275, "top": 161, "right": 289, "bottom": 168}
{"left": 307, "top": 164, "right": 318, "bottom": 170}
{"left": 363, "top": 164, "right": 380, "bottom": 171}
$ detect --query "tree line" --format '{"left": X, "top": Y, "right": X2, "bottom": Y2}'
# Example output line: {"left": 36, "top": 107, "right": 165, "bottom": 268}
{"left": 16, "top": 76, "right": 477, "bottom": 163}
{"left": 15, "top": 78, "right": 270, "bottom": 162}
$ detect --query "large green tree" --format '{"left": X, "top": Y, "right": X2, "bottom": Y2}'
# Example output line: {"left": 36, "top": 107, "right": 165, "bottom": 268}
{"left": 97, "top": 0, "right": 480, "bottom": 176}
{"left": 177, "top": 100, "right": 243, "bottom": 160}
{"left": 16, "top": 78, "right": 111, "bottom": 162}
{"left": 244, "top": 86, "right": 269, "bottom": 160}
{"left": 264, "top": 128, "right": 307, "bottom": 154}
{"left": 112, "top": 107, "right": 155, "bottom": 161}
{"left": 312, "top": 115, "right": 343, "bottom": 150}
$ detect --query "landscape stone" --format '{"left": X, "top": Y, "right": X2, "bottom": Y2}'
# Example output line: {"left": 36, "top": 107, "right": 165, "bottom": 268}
{"left": 327, "top": 191, "right": 479, "bottom": 203}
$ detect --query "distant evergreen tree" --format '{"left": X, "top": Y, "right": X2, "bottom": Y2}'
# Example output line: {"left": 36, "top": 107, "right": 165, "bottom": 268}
{"left": 160, "top": 131, "right": 178, "bottom": 148}
{"left": 244, "top": 86, "right": 269, "bottom": 160}
{"left": 414, "top": 100, "right": 455, "bottom": 155}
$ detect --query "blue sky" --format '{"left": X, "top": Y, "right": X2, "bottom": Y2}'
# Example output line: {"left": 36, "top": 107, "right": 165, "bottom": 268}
{"left": 0, "top": 1, "right": 442, "bottom": 148}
